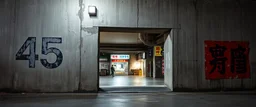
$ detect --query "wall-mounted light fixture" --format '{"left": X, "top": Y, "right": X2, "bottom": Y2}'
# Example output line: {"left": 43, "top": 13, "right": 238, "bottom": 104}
{"left": 88, "top": 6, "right": 97, "bottom": 16}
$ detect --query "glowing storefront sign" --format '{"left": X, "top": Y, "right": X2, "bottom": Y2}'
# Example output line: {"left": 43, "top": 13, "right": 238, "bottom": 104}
{"left": 111, "top": 59, "right": 129, "bottom": 62}
{"left": 111, "top": 55, "right": 130, "bottom": 59}
{"left": 154, "top": 46, "right": 162, "bottom": 56}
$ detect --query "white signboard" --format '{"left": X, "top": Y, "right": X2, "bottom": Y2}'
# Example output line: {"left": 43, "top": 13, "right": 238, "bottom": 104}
{"left": 111, "top": 55, "right": 130, "bottom": 59}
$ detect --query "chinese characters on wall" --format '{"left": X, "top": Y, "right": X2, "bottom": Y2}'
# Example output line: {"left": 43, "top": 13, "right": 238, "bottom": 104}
{"left": 205, "top": 41, "right": 250, "bottom": 79}
{"left": 154, "top": 46, "right": 162, "bottom": 56}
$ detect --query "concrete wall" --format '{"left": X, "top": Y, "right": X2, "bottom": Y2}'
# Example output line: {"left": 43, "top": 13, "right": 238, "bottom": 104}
{"left": 164, "top": 31, "right": 173, "bottom": 91}
{"left": 1, "top": 0, "right": 256, "bottom": 92}
{"left": 146, "top": 59, "right": 153, "bottom": 77}
{"left": 82, "top": 0, "right": 177, "bottom": 28}
{"left": 80, "top": 27, "right": 99, "bottom": 92}
{"left": 0, "top": 0, "right": 81, "bottom": 92}
{"left": 0, "top": 0, "right": 98, "bottom": 92}
{"left": 171, "top": 0, "right": 256, "bottom": 91}
{"left": 143, "top": 60, "right": 147, "bottom": 76}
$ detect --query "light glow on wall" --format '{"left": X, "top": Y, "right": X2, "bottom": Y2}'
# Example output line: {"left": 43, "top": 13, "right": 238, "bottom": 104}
{"left": 134, "top": 61, "right": 141, "bottom": 69}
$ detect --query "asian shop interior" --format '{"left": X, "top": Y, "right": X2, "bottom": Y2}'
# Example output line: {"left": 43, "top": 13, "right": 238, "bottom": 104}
{"left": 99, "top": 28, "right": 169, "bottom": 87}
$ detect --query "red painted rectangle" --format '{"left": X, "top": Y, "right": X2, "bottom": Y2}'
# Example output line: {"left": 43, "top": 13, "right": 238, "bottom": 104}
{"left": 205, "top": 41, "right": 250, "bottom": 79}
{"left": 111, "top": 59, "right": 129, "bottom": 62}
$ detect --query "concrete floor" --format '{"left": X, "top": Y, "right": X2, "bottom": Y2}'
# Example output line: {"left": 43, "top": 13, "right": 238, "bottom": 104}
{"left": 100, "top": 76, "right": 165, "bottom": 87}
{"left": 1, "top": 93, "right": 256, "bottom": 107}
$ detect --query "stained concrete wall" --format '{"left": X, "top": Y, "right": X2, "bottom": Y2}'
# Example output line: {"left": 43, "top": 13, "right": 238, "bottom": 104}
{"left": 0, "top": 0, "right": 81, "bottom": 92}
{"left": 0, "top": 0, "right": 98, "bottom": 92}
{"left": 171, "top": 0, "right": 256, "bottom": 91}
{"left": 80, "top": 27, "right": 99, "bottom": 92}
{"left": 82, "top": 0, "right": 177, "bottom": 28}
{"left": 1, "top": 0, "right": 256, "bottom": 92}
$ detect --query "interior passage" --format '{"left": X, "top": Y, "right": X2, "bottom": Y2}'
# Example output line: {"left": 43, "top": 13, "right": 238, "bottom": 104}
{"left": 100, "top": 76, "right": 164, "bottom": 87}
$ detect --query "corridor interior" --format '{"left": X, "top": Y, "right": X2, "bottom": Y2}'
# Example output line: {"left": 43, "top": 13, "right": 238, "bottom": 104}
{"left": 100, "top": 76, "right": 165, "bottom": 87}
{"left": 99, "top": 28, "right": 170, "bottom": 88}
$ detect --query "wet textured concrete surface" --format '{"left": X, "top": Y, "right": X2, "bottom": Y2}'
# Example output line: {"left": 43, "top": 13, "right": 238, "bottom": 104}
{"left": 99, "top": 86, "right": 171, "bottom": 93}
{"left": 100, "top": 76, "right": 164, "bottom": 87}
{"left": 0, "top": 92, "right": 256, "bottom": 107}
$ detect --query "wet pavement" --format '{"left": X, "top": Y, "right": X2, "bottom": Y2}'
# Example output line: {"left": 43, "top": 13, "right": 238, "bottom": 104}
{"left": 100, "top": 76, "right": 164, "bottom": 87}
{"left": 0, "top": 92, "right": 256, "bottom": 107}
{"left": 100, "top": 86, "right": 171, "bottom": 93}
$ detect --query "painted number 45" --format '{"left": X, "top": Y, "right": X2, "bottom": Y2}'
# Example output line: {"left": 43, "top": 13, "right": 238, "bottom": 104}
{"left": 16, "top": 37, "right": 63, "bottom": 69}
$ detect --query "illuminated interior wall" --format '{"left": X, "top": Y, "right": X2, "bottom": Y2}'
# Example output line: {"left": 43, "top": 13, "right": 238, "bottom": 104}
{"left": 128, "top": 53, "right": 146, "bottom": 76}
{"left": 129, "top": 54, "right": 137, "bottom": 70}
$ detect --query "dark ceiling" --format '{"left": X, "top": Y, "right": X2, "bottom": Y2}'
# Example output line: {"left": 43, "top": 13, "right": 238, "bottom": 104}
{"left": 99, "top": 27, "right": 171, "bottom": 54}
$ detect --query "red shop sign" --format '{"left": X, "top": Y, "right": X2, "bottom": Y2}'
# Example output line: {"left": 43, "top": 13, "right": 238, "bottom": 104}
{"left": 111, "top": 59, "right": 129, "bottom": 62}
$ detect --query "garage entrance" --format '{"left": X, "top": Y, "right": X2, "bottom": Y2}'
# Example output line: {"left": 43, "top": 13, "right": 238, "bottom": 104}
{"left": 98, "top": 27, "right": 173, "bottom": 92}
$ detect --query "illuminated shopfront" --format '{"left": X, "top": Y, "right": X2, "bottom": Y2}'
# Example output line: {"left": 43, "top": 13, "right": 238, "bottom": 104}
{"left": 110, "top": 54, "right": 130, "bottom": 75}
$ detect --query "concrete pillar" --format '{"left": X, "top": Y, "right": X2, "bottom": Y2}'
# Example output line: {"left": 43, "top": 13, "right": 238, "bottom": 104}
{"left": 153, "top": 46, "right": 164, "bottom": 78}
{"left": 80, "top": 27, "right": 99, "bottom": 92}
{"left": 164, "top": 30, "right": 173, "bottom": 91}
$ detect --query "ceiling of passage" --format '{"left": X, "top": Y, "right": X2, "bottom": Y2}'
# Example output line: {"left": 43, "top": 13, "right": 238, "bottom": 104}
{"left": 100, "top": 32, "right": 142, "bottom": 44}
